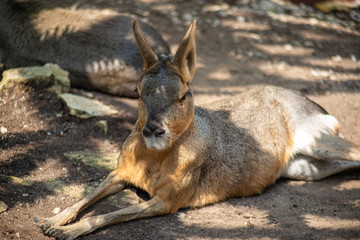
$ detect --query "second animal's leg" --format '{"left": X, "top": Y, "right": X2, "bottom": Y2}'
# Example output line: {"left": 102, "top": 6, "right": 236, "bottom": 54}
{"left": 280, "top": 156, "right": 360, "bottom": 181}
{"left": 35, "top": 170, "right": 125, "bottom": 232}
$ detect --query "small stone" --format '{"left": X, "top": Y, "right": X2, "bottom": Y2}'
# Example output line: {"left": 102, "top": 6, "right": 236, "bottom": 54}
{"left": 0, "top": 126, "right": 8, "bottom": 134}
{"left": 97, "top": 120, "right": 108, "bottom": 133}
{"left": 247, "top": 51, "right": 254, "bottom": 58}
{"left": 350, "top": 54, "right": 357, "bottom": 62}
{"left": 331, "top": 55, "right": 342, "bottom": 62}
{"left": 0, "top": 201, "right": 8, "bottom": 213}
{"left": 244, "top": 220, "right": 254, "bottom": 227}
{"left": 284, "top": 44, "right": 293, "bottom": 51}
{"left": 15, "top": 232, "right": 20, "bottom": 238}
{"left": 22, "top": 193, "right": 29, "bottom": 197}
{"left": 311, "top": 69, "right": 320, "bottom": 77}
{"left": 178, "top": 212, "right": 186, "bottom": 218}
{"left": 236, "top": 16, "right": 246, "bottom": 22}
{"left": 309, "top": 18, "right": 318, "bottom": 25}
{"left": 52, "top": 207, "right": 61, "bottom": 214}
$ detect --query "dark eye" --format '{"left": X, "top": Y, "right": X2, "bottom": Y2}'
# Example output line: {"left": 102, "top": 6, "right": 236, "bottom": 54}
{"left": 180, "top": 94, "right": 187, "bottom": 103}
{"left": 179, "top": 91, "right": 191, "bottom": 103}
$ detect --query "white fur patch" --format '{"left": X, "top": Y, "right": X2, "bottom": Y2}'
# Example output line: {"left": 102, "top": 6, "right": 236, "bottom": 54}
{"left": 292, "top": 114, "right": 339, "bottom": 156}
{"left": 144, "top": 126, "right": 170, "bottom": 150}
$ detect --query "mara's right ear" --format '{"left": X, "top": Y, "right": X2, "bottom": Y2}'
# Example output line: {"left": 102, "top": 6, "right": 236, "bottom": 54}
{"left": 132, "top": 20, "right": 159, "bottom": 71}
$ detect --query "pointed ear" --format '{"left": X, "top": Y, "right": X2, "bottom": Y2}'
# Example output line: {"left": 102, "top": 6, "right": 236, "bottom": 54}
{"left": 173, "top": 21, "right": 196, "bottom": 83}
{"left": 132, "top": 20, "right": 159, "bottom": 71}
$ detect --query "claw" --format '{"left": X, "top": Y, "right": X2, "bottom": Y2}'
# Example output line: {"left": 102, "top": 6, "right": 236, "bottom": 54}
{"left": 34, "top": 217, "right": 40, "bottom": 224}
{"left": 45, "top": 227, "right": 63, "bottom": 237}
{"left": 55, "top": 233, "right": 70, "bottom": 240}
{"left": 34, "top": 217, "right": 51, "bottom": 232}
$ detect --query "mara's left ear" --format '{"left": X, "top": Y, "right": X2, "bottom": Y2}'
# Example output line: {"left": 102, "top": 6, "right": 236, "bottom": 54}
{"left": 133, "top": 20, "right": 159, "bottom": 72}
{"left": 173, "top": 21, "right": 196, "bottom": 84}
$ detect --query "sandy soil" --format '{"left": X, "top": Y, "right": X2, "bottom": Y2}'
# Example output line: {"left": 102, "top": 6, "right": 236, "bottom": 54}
{"left": 1, "top": 0, "right": 359, "bottom": 239}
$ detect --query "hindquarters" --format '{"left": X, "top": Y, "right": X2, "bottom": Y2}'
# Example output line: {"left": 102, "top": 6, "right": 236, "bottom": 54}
{"left": 191, "top": 86, "right": 360, "bottom": 206}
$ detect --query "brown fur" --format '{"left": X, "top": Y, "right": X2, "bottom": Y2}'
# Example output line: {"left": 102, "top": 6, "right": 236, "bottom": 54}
{"left": 35, "top": 20, "right": 360, "bottom": 240}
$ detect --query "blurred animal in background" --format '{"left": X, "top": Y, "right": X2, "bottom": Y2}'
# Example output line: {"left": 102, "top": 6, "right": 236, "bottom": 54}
{"left": 0, "top": 0, "right": 170, "bottom": 97}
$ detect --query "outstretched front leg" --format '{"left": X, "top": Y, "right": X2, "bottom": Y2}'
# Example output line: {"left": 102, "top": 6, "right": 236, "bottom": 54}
{"left": 35, "top": 170, "right": 125, "bottom": 233}
{"left": 44, "top": 196, "right": 169, "bottom": 240}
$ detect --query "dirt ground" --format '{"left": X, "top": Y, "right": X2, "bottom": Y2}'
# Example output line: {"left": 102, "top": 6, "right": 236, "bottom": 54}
{"left": 1, "top": 0, "right": 360, "bottom": 239}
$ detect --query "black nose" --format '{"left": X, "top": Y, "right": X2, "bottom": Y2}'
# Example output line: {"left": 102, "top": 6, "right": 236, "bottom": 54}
{"left": 142, "top": 122, "right": 165, "bottom": 138}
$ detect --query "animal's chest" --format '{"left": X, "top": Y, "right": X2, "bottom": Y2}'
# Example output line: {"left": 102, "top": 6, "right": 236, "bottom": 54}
{"left": 119, "top": 154, "right": 165, "bottom": 196}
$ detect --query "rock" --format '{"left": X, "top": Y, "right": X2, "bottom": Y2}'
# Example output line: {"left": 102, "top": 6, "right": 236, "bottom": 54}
{"left": 284, "top": 43, "right": 293, "bottom": 51}
{"left": 0, "top": 126, "right": 8, "bottom": 134}
{"left": 0, "top": 201, "right": 8, "bottom": 213}
{"left": 244, "top": 220, "right": 254, "bottom": 227}
{"left": 350, "top": 54, "right": 357, "bottom": 62}
{"left": 59, "top": 93, "right": 118, "bottom": 118}
{"left": 331, "top": 55, "right": 342, "bottom": 62}
{"left": 1, "top": 65, "right": 53, "bottom": 90}
{"left": 0, "top": 63, "right": 70, "bottom": 94}
{"left": 52, "top": 207, "right": 61, "bottom": 214}
{"left": 44, "top": 63, "right": 70, "bottom": 94}
{"left": 236, "top": 16, "right": 246, "bottom": 22}
{"left": 97, "top": 120, "right": 108, "bottom": 133}
{"left": 177, "top": 212, "right": 186, "bottom": 218}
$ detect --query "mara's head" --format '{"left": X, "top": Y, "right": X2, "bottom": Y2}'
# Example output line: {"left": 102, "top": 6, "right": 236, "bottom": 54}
{"left": 132, "top": 20, "right": 196, "bottom": 151}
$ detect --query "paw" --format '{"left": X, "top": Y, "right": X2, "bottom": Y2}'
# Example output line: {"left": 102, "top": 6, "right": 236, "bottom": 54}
{"left": 44, "top": 225, "right": 81, "bottom": 240}
{"left": 34, "top": 217, "right": 54, "bottom": 232}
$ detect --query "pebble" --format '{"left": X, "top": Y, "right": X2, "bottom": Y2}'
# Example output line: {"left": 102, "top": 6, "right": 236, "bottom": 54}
{"left": 309, "top": 18, "right": 319, "bottom": 25}
{"left": 177, "top": 212, "right": 186, "bottom": 218}
{"left": 52, "top": 207, "right": 61, "bottom": 214}
{"left": 350, "top": 54, "right": 357, "bottom": 62}
{"left": 331, "top": 55, "right": 342, "bottom": 62}
{"left": 244, "top": 220, "right": 254, "bottom": 227}
{"left": 236, "top": 16, "right": 246, "bottom": 22}
{"left": 15, "top": 232, "right": 20, "bottom": 238}
{"left": 0, "top": 201, "right": 8, "bottom": 213}
{"left": 0, "top": 126, "right": 8, "bottom": 134}
{"left": 284, "top": 44, "right": 293, "bottom": 51}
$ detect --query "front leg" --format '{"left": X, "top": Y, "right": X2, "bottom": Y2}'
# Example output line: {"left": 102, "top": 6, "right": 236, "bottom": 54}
{"left": 35, "top": 170, "right": 124, "bottom": 232}
{"left": 45, "top": 196, "right": 170, "bottom": 240}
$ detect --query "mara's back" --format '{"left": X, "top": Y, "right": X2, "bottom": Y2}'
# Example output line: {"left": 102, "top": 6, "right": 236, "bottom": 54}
{"left": 189, "top": 86, "right": 329, "bottom": 206}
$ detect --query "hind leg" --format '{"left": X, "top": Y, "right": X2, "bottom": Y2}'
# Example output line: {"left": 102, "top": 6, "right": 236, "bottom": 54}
{"left": 280, "top": 156, "right": 360, "bottom": 181}
{"left": 310, "top": 133, "right": 360, "bottom": 162}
